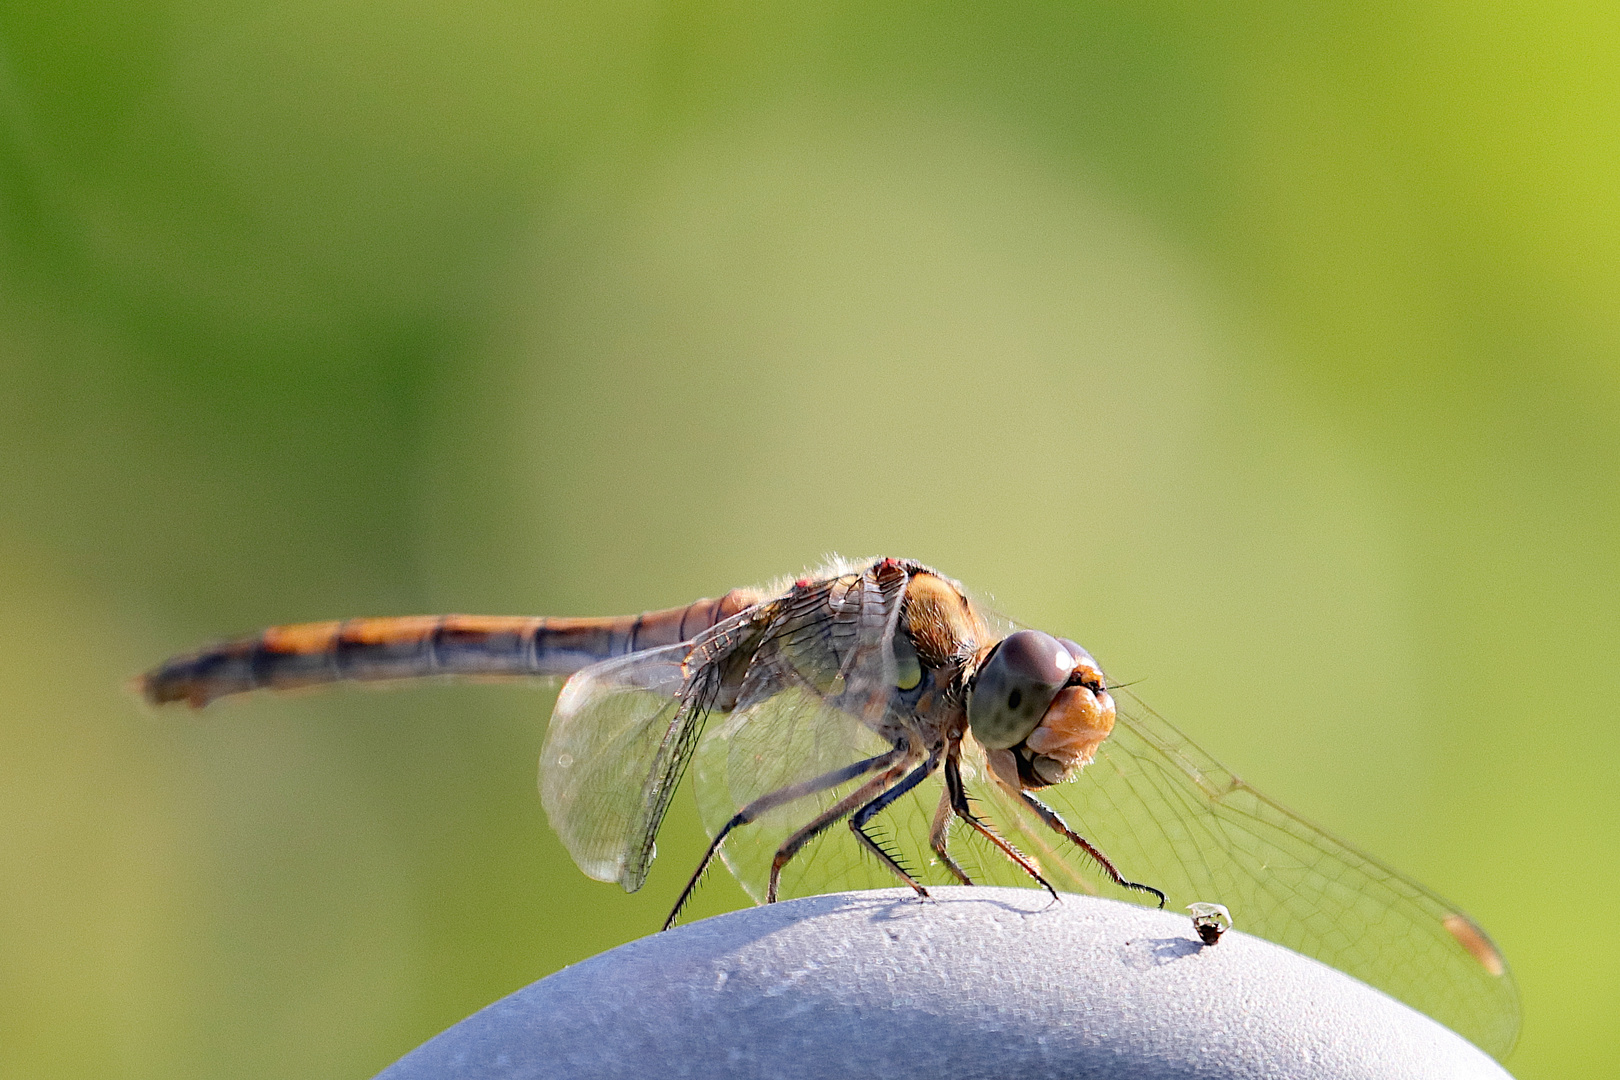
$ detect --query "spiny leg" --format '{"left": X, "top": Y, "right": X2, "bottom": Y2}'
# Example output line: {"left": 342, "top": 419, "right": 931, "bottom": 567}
{"left": 928, "top": 782, "right": 973, "bottom": 886}
{"left": 1016, "top": 789, "right": 1166, "bottom": 907}
{"left": 664, "top": 747, "right": 905, "bottom": 930}
{"left": 848, "top": 749, "right": 943, "bottom": 898}
{"left": 765, "top": 752, "right": 918, "bottom": 902}
{"left": 943, "top": 750, "right": 1057, "bottom": 901}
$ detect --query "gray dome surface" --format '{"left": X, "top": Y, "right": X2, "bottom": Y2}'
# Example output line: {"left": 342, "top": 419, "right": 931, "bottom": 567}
{"left": 376, "top": 886, "right": 1512, "bottom": 1080}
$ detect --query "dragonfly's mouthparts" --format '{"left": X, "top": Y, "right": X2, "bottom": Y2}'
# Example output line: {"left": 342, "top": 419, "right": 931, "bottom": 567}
{"left": 1011, "top": 684, "right": 1116, "bottom": 787}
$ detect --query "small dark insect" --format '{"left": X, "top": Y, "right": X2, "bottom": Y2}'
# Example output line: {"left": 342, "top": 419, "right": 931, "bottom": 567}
{"left": 1188, "top": 902, "right": 1233, "bottom": 946}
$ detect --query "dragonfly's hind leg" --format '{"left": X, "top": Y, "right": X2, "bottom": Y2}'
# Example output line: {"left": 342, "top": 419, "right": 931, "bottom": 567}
{"left": 763, "top": 752, "right": 918, "bottom": 903}
{"left": 942, "top": 750, "right": 1058, "bottom": 901}
{"left": 1015, "top": 790, "right": 1166, "bottom": 907}
{"left": 663, "top": 747, "right": 907, "bottom": 930}
{"left": 846, "top": 748, "right": 942, "bottom": 899}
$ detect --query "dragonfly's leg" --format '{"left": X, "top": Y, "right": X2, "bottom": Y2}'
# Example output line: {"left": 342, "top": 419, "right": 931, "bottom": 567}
{"left": 847, "top": 750, "right": 942, "bottom": 898}
{"left": 942, "top": 752, "right": 1056, "bottom": 901}
{"left": 1016, "top": 790, "right": 1166, "bottom": 908}
{"left": 928, "top": 782, "right": 973, "bottom": 886}
{"left": 663, "top": 747, "right": 906, "bottom": 930}
{"left": 765, "top": 755, "right": 916, "bottom": 903}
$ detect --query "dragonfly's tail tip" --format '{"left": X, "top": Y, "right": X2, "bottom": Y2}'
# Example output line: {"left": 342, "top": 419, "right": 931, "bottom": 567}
{"left": 126, "top": 673, "right": 164, "bottom": 709}
{"left": 128, "top": 670, "right": 208, "bottom": 710}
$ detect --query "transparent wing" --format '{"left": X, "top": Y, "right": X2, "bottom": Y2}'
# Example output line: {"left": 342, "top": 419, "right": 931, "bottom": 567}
{"left": 539, "top": 641, "right": 713, "bottom": 892}
{"left": 542, "top": 561, "right": 916, "bottom": 898}
{"left": 958, "top": 690, "right": 1521, "bottom": 1060}
{"left": 758, "top": 560, "right": 907, "bottom": 722}
{"left": 694, "top": 561, "right": 937, "bottom": 899}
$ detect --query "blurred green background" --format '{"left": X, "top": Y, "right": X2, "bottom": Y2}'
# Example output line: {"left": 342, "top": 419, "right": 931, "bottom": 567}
{"left": 1, "top": 0, "right": 1614, "bottom": 1075}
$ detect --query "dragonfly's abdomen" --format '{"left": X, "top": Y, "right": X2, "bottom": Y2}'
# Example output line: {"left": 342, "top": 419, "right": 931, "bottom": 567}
{"left": 139, "top": 590, "right": 761, "bottom": 708}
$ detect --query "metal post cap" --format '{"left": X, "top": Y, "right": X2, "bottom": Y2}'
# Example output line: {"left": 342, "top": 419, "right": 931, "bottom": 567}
{"left": 377, "top": 887, "right": 1514, "bottom": 1080}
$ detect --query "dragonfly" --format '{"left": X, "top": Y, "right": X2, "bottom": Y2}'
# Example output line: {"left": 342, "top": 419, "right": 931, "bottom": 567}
{"left": 138, "top": 556, "right": 1519, "bottom": 1059}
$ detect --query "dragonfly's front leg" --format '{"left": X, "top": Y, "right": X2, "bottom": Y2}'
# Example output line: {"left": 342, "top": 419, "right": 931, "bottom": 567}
{"left": 1014, "top": 790, "right": 1166, "bottom": 907}
{"left": 942, "top": 750, "right": 1058, "bottom": 901}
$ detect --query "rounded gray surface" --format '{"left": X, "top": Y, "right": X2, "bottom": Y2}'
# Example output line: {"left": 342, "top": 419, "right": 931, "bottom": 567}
{"left": 378, "top": 887, "right": 1512, "bottom": 1080}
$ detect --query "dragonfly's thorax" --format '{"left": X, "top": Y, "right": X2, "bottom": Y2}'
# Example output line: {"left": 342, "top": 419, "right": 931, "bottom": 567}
{"left": 887, "top": 663, "right": 969, "bottom": 747}
{"left": 898, "top": 572, "right": 987, "bottom": 667}
{"left": 889, "top": 569, "right": 987, "bottom": 741}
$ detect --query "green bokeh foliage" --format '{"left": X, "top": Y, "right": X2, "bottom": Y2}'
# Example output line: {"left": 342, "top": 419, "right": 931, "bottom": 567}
{"left": 2, "top": 1, "right": 1615, "bottom": 1075}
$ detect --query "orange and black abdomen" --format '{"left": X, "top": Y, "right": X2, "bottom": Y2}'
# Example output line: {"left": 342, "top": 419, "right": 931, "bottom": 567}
{"left": 139, "top": 589, "right": 762, "bottom": 708}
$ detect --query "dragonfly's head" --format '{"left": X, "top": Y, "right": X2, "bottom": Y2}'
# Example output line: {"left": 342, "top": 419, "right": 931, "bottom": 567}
{"left": 968, "top": 630, "right": 1116, "bottom": 790}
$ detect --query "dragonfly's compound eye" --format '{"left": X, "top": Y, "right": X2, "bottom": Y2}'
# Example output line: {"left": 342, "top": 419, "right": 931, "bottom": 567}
{"left": 968, "top": 630, "right": 1077, "bottom": 750}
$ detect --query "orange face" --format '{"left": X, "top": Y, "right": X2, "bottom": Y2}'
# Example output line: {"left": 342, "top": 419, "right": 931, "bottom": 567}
{"left": 1022, "top": 679, "right": 1117, "bottom": 784}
